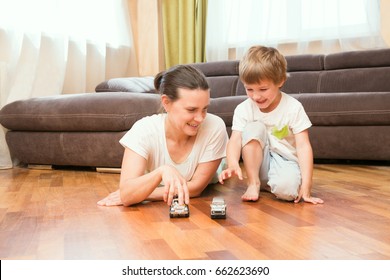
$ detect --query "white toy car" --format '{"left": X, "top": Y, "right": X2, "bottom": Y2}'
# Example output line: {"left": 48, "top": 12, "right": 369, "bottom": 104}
{"left": 210, "top": 197, "right": 226, "bottom": 219}
{"left": 169, "top": 197, "right": 189, "bottom": 218}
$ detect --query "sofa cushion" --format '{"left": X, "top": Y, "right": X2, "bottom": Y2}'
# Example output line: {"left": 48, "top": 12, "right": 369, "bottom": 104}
{"left": 192, "top": 61, "right": 239, "bottom": 76}
{"left": 209, "top": 95, "right": 247, "bottom": 127}
{"left": 293, "top": 92, "right": 390, "bottom": 126}
{"left": 285, "top": 54, "right": 324, "bottom": 71}
{"left": 319, "top": 68, "right": 390, "bottom": 93}
{"left": 0, "top": 92, "right": 161, "bottom": 132}
{"left": 209, "top": 92, "right": 390, "bottom": 128}
{"left": 95, "top": 76, "right": 155, "bottom": 93}
{"left": 282, "top": 72, "right": 321, "bottom": 93}
{"left": 324, "top": 48, "right": 390, "bottom": 70}
{"left": 206, "top": 76, "right": 238, "bottom": 98}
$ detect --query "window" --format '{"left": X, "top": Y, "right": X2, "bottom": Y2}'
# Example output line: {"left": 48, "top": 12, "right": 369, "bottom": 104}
{"left": 0, "top": 0, "right": 131, "bottom": 47}
{"left": 206, "top": 0, "right": 385, "bottom": 61}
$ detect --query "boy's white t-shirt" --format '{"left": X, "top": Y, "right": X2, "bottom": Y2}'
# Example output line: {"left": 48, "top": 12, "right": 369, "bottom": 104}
{"left": 119, "top": 113, "right": 228, "bottom": 182}
{"left": 231, "top": 92, "right": 311, "bottom": 162}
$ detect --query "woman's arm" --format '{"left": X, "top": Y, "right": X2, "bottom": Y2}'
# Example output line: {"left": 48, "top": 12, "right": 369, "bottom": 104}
{"left": 99, "top": 148, "right": 221, "bottom": 207}
{"left": 147, "top": 158, "right": 221, "bottom": 200}
{"left": 119, "top": 148, "right": 189, "bottom": 206}
{"left": 188, "top": 158, "right": 222, "bottom": 197}
{"left": 118, "top": 148, "right": 162, "bottom": 206}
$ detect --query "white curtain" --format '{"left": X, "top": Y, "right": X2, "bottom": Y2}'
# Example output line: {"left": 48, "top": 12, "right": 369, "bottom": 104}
{"left": 206, "top": 0, "right": 387, "bottom": 61}
{"left": 0, "top": 0, "right": 137, "bottom": 169}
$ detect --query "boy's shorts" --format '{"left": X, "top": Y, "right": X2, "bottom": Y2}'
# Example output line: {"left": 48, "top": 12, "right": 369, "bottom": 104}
{"left": 241, "top": 121, "right": 301, "bottom": 201}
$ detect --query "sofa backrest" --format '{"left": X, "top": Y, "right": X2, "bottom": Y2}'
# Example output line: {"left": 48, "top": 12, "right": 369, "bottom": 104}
{"left": 192, "top": 48, "right": 390, "bottom": 98}
{"left": 190, "top": 60, "right": 245, "bottom": 98}
{"left": 282, "top": 54, "right": 324, "bottom": 94}
{"left": 95, "top": 48, "right": 390, "bottom": 98}
{"left": 320, "top": 48, "right": 390, "bottom": 93}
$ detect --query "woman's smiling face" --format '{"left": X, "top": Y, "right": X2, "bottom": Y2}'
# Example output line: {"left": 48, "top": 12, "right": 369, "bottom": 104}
{"left": 163, "top": 87, "right": 210, "bottom": 136}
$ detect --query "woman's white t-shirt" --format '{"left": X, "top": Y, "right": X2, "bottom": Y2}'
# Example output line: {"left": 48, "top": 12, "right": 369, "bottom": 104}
{"left": 119, "top": 113, "right": 228, "bottom": 181}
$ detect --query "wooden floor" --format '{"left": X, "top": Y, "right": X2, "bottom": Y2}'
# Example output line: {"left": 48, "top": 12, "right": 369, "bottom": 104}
{"left": 0, "top": 163, "right": 389, "bottom": 260}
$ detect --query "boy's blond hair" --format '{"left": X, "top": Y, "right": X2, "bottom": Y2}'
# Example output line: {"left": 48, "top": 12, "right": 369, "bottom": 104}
{"left": 239, "top": 45, "right": 287, "bottom": 86}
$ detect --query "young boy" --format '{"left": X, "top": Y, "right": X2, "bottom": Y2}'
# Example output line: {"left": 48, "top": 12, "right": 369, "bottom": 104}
{"left": 218, "top": 46, "right": 323, "bottom": 204}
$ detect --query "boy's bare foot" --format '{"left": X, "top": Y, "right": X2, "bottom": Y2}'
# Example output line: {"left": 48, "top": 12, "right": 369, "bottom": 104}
{"left": 241, "top": 184, "right": 260, "bottom": 202}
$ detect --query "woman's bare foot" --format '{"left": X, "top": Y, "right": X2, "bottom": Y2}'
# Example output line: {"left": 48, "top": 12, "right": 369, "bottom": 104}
{"left": 241, "top": 184, "right": 260, "bottom": 202}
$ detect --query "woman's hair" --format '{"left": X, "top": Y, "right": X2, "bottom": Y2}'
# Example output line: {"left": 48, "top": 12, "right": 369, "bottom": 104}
{"left": 154, "top": 64, "right": 209, "bottom": 101}
{"left": 239, "top": 45, "right": 288, "bottom": 85}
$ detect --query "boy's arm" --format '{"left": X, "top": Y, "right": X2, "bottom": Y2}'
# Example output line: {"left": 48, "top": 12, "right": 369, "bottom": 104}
{"left": 226, "top": 131, "right": 243, "bottom": 167}
{"left": 219, "top": 130, "right": 244, "bottom": 183}
{"left": 294, "top": 130, "right": 324, "bottom": 204}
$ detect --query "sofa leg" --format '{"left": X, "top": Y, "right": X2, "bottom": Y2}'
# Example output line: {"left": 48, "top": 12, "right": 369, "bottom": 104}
{"left": 96, "top": 167, "right": 121, "bottom": 174}
{"left": 28, "top": 164, "right": 53, "bottom": 170}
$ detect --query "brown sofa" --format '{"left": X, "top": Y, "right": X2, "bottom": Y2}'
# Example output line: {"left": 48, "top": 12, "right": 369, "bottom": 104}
{"left": 1, "top": 48, "right": 390, "bottom": 169}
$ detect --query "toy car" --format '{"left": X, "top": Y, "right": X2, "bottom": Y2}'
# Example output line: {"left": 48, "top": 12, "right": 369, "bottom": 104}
{"left": 169, "top": 197, "right": 189, "bottom": 218}
{"left": 210, "top": 197, "right": 226, "bottom": 219}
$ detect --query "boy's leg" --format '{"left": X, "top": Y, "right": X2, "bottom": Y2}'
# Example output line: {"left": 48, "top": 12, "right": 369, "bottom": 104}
{"left": 259, "top": 144, "right": 271, "bottom": 192}
{"left": 267, "top": 152, "right": 301, "bottom": 201}
{"left": 241, "top": 121, "right": 267, "bottom": 201}
{"left": 242, "top": 140, "right": 262, "bottom": 201}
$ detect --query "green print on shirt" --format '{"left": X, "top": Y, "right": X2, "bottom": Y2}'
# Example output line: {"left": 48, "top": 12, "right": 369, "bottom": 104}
{"left": 272, "top": 125, "right": 289, "bottom": 140}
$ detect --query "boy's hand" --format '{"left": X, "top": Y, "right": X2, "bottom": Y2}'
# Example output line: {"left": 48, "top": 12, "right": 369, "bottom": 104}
{"left": 218, "top": 166, "right": 243, "bottom": 184}
{"left": 294, "top": 190, "right": 324, "bottom": 204}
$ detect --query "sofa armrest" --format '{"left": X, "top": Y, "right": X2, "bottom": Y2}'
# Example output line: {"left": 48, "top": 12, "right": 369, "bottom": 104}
{"left": 0, "top": 92, "right": 161, "bottom": 132}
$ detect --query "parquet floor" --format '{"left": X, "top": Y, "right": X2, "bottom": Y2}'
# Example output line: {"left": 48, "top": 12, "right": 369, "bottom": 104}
{"left": 0, "top": 163, "right": 389, "bottom": 260}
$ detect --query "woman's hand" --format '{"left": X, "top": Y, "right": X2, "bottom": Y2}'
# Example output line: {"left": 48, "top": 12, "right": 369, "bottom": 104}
{"left": 160, "top": 165, "right": 190, "bottom": 206}
{"left": 97, "top": 189, "right": 123, "bottom": 206}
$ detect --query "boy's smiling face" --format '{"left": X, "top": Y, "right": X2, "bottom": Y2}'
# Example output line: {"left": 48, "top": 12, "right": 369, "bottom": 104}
{"left": 244, "top": 79, "right": 284, "bottom": 113}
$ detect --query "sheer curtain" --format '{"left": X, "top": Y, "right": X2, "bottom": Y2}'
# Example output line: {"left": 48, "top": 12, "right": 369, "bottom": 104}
{"left": 206, "top": 0, "right": 387, "bottom": 61}
{"left": 0, "top": 0, "right": 137, "bottom": 169}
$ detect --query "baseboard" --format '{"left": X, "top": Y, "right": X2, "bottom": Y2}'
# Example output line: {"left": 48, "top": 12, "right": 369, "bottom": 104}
{"left": 96, "top": 167, "right": 121, "bottom": 174}
{"left": 28, "top": 164, "right": 53, "bottom": 170}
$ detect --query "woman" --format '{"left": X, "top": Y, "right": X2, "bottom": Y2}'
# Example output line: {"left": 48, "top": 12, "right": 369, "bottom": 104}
{"left": 97, "top": 65, "right": 228, "bottom": 207}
